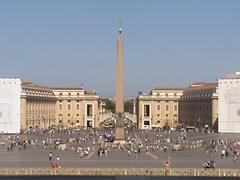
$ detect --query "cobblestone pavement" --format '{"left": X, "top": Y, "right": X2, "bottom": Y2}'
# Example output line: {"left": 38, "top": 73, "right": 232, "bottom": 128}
{"left": 0, "top": 128, "right": 240, "bottom": 168}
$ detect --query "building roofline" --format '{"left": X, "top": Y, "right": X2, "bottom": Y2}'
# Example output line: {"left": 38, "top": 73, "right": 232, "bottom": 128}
{"left": 219, "top": 72, "right": 240, "bottom": 79}
{"left": 21, "top": 82, "right": 53, "bottom": 91}
{"left": 153, "top": 87, "right": 185, "bottom": 91}
{"left": 51, "top": 87, "right": 84, "bottom": 90}
{"left": 184, "top": 83, "right": 217, "bottom": 91}
{"left": 190, "top": 82, "right": 215, "bottom": 86}
{"left": 22, "top": 82, "right": 85, "bottom": 91}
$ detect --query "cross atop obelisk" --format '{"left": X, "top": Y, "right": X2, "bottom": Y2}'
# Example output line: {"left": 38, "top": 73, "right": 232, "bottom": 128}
{"left": 116, "top": 23, "right": 124, "bottom": 113}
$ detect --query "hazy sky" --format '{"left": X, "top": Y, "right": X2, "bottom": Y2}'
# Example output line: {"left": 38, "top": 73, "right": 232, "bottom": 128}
{"left": 1, "top": 0, "right": 240, "bottom": 97}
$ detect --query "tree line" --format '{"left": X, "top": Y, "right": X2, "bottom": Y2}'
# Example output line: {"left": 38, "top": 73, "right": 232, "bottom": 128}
{"left": 102, "top": 98, "right": 134, "bottom": 113}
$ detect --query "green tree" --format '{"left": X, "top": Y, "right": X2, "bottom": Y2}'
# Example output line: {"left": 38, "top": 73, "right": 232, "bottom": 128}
{"left": 103, "top": 98, "right": 115, "bottom": 113}
{"left": 124, "top": 100, "right": 133, "bottom": 113}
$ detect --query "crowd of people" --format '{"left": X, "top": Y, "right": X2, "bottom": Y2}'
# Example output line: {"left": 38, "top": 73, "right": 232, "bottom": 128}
{"left": 1, "top": 126, "right": 240, "bottom": 169}
{"left": 203, "top": 138, "right": 240, "bottom": 164}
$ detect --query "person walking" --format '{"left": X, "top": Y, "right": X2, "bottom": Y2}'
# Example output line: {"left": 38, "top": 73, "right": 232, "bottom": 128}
{"left": 49, "top": 152, "right": 53, "bottom": 161}
{"left": 138, "top": 146, "right": 141, "bottom": 154}
{"left": 97, "top": 149, "right": 100, "bottom": 158}
{"left": 128, "top": 150, "right": 131, "bottom": 159}
{"left": 134, "top": 149, "right": 138, "bottom": 159}
{"left": 165, "top": 159, "right": 171, "bottom": 168}
{"left": 164, "top": 145, "right": 167, "bottom": 153}
{"left": 56, "top": 155, "right": 60, "bottom": 168}
{"left": 221, "top": 149, "right": 225, "bottom": 158}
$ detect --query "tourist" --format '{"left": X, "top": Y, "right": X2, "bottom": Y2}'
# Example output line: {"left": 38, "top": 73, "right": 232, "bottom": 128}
{"left": 164, "top": 159, "right": 171, "bottom": 168}
{"left": 23, "top": 141, "right": 27, "bottom": 150}
{"left": 138, "top": 146, "right": 141, "bottom": 154}
{"left": 164, "top": 145, "right": 167, "bottom": 152}
{"left": 145, "top": 146, "right": 149, "bottom": 156}
{"left": 49, "top": 152, "right": 53, "bottom": 161}
{"left": 51, "top": 159, "right": 56, "bottom": 168}
{"left": 56, "top": 156, "right": 60, "bottom": 168}
{"left": 105, "top": 149, "right": 108, "bottom": 157}
{"left": 221, "top": 149, "right": 225, "bottom": 158}
{"left": 97, "top": 149, "right": 100, "bottom": 157}
{"left": 128, "top": 150, "right": 131, "bottom": 159}
{"left": 202, "top": 160, "right": 208, "bottom": 168}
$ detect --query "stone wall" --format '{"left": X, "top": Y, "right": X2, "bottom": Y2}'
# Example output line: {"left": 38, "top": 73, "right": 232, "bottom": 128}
{"left": 0, "top": 168, "right": 240, "bottom": 177}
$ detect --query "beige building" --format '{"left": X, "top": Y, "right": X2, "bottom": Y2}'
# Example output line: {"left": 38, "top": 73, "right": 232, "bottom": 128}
{"left": 137, "top": 88, "right": 183, "bottom": 129}
{"left": 20, "top": 82, "right": 100, "bottom": 129}
{"left": 21, "top": 82, "right": 56, "bottom": 129}
{"left": 53, "top": 88, "right": 100, "bottom": 128}
{"left": 179, "top": 83, "right": 218, "bottom": 130}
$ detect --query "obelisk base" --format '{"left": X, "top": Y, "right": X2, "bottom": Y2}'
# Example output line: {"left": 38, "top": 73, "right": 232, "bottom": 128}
{"left": 114, "top": 127, "right": 125, "bottom": 145}
{"left": 113, "top": 113, "right": 125, "bottom": 145}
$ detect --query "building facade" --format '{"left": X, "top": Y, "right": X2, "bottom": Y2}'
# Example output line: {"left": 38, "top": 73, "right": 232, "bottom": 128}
{"left": 137, "top": 88, "right": 183, "bottom": 129}
{"left": 218, "top": 72, "right": 240, "bottom": 133}
{"left": 0, "top": 78, "right": 21, "bottom": 133}
{"left": 21, "top": 82, "right": 56, "bottom": 129}
{"left": 20, "top": 82, "right": 100, "bottom": 129}
{"left": 179, "top": 83, "right": 218, "bottom": 130}
{"left": 53, "top": 88, "right": 100, "bottom": 128}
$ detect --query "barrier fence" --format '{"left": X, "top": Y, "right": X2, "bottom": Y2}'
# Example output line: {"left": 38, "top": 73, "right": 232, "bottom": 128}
{"left": 0, "top": 168, "right": 239, "bottom": 177}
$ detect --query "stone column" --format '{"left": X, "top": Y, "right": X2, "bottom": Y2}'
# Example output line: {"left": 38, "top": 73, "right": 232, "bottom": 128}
{"left": 133, "top": 99, "right": 136, "bottom": 114}
{"left": 212, "top": 98, "right": 218, "bottom": 130}
{"left": 21, "top": 97, "right": 27, "bottom": 129}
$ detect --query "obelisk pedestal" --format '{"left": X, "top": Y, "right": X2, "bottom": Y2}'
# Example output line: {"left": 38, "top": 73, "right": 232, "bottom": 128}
{"left": 114, "top": 113, "right": 125, "bottom": 144}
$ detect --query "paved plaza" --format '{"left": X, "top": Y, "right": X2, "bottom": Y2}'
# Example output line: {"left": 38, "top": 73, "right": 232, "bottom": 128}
{"left": 0, "top": 128, "right": 240, "bottom": 169}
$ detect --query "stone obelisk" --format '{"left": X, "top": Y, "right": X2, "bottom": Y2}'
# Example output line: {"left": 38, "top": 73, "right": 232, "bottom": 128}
{"left": 114, "top": 24, "right": 125, "bottom": 144}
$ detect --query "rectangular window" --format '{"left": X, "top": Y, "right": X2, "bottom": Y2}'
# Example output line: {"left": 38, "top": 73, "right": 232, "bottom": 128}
{"left": 174, "top": 105, "right": 177, "bottom": 111}
{"left": 166, "top": 105, "right": 169, "bottom": 111}
{"left": 157, "top": 105, "right": 160, "bottom": 111}
{"left": 59, "top": 104, "right": 62, "bottom": 110}
{"left": 144, "top": 105, "right": 150, "bottom": 117}
{"left": 77, "top": 104, "right": 80, "bottom": 110}
{"left": 87, "top": 104, "right": 93, "bottom": 117}
{"left": 68, "top": 104, "right": 71, "bottom": 110}
{"left": 144, "top": 121, "right": 150, "bottom": 125}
